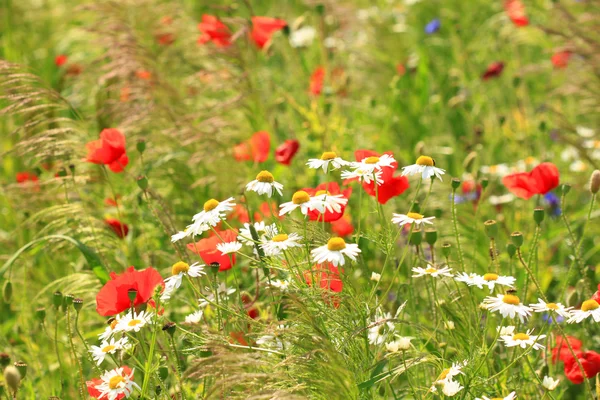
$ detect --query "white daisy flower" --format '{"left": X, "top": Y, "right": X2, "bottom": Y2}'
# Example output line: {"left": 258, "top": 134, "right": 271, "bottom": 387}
{"left": 433, "top": 360, "right": 467, "bottom": 384}
{"left": 476, "top": 392, "right": 516, "bottom": 400}
{"left": 216, "top": 241, "right": 243, "bottom": 255}
{"left": 270, "top": 279, "right": 291, "bottom": 291}
{"left": 311, "top": 190, "right": 348, "bottom": 214}
{"left": 340, "top": 168, "right": 383, "bottom": 185}
{"left": 311, "top": 237, "right": 361, "bottom": 267}
{"left": 162, "top": 262, "right": 205, "bottom": 301}
{"left": 90, "top": 337, "right": 128, "bottom": 366}
{"left": 483, "top": 294, "right": 532, "bottom": 322}
{"left": 171, "top": 197, "right": 235, "bottom": 242}
{"left": 530, "top": 298, "right": 573, "bottom": 318}
{"left": 412, "top": 264, "right": 453, "bottom": 278}
{"left": 184, "top": 310, "right": 204, "bottom": 324}
{"left": 246, "top": 171, "right": 284, "bottom": 197}
{"left": 289, "top": 26, "right": 316, "bottom": 47}
{"left": 94, "top": 367, "right": 140, "bottom": 400}
{"left": 401, "top": 155, "right": 445, "bottom": 181}
{"left": 306, "top": 151, "right": 350, "bottom": 172}
{"left": 370, "top": 272, "right": 381, "bottom": 282}
{"left": 441, "top": 380, "right": 463, "bottom": 397}
{"left": 99, "top": 317, "right": 122, "bottom": 341}
{"left": 567, "top": 299, "right": 600, "bottom": 323}
{"left": 391, "top": 212, "right": 435, "bottom": 228}
{"left": 239, "top": 222, "right": 278, "bottom": 246}
{"left": 480, "top": 163, "right": 511, "bottom": 178}
{"left": 488, "top": 194, "right": 515, "bottom": 206}
{"left": 117, "top": 310, "right": 153, "bottom": 333}
{"left": 386, "top": 336, "right": 414, "bottom": 352}
{"left": 499, "top": 329, "right": 546, "bottom": 350}
{"left": 454, "top": 272, "right": 515, "bottom": 292}
{"left": 279, "top": 190, "right": 317, "bottom": 216}
{"left": 497, "top": 326, "right": 516, "bottom": 336}
{"left": 199, "top": 284, "right": 236, "bottom": 308}
{"left": 353, "top": 153, "right": 396, "bottom": 174}
{"left": 368, "top": 308, "right": 397, "bottom": 345}
{"left": 260, "top": 233, "right": 303, "bottom": 257}
{"left": 576, "top": 126, "right": 595, "bottom": 138}
{"left": 542, "top": 376, "right": 560, "bottom": 391}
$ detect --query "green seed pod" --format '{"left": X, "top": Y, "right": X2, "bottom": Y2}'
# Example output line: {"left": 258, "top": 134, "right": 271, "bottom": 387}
{"left": 533, "top": 208, "right": 545, "bottom": 225}
{"left": 127, "top": 289, "right": 138, "bottom": 304}
{"left": 52, "top": 292, "right": 63, "bottom": 309}
{"left": 425, "top": 229, "right": 438, "bottom": 245}
{"left": 4, "top": 366, "right": 21, "bottom": 393}
{"left": 451, "top": 178, "right": 461, "bottom": 190}
{"left": 73, "top": 298, "right": 83, "bottom": 313}
{"left": 14, "top": 361, "right": 27, "bottom": 379}
{"left": 483, "top": 220, "right": 498, "bottom": 239}
{"left": 137, "top": 175, "right": 149, "bottom": 191}
{"left": 480, "top": 178, "right": 489, "bottom": 189}
{"left": 210, "top": 262, "right": 221, "bottom": 276}
{"left": 162, "top": 322, "right": 177, "bottom": 337}
{"left": 3, "top": 281, "right": 12, "bottom": 303}
{"left": 506, "top": 243, "right": 517, "bottom": 258}
{"left": 35, "top": 308, "right": 46, "bottom": 322}
{"left": 409, "top": 230, "right": 422, "bottom": 246}
{"left": 136, "top": 139, "right": 146, "bottom": 154}
{"left": 0, "top": 353, "right": 10, "bottom": 368}
{"left": 57, "top": 168, "right": 68, "bottom": 178}
{"left": 561, "top": 184, "right": 571, "bottom": 195}
{"left": 63, "top": 294, "right": 74, "bottom": 308}
{"left": 158, "top": 365, "right": 169, "bottom": 381}
{"left": 441, "top": 243, "right": 452, "bottom": 258}
{"left": 155, "top": 385, "right": 162, "bottom": 395}
{"left": 511, "top": 232, "right": 524, "bottom": 248}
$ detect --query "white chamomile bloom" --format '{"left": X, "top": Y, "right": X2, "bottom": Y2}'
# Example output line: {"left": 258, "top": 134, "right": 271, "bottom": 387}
{"left": 184, "top": 310, "right": 204, "bottom": 324}
{"left": 483, "top": 294, "right": 532, "bottom": 322}
{"left": 441, "top": 380, "right": 463, "bottom": 397}
{"left": 476, "top": 392, "right": 517, "bottom": 400}
{"left": 279, "top": 190, "right": 317, "bottom": 216}
{"left": 246, "top": 170, "right": 283, "bottom": 197}
{"left": 354, "top": 154, "right": 396, "bottom": 173}
{"left": 94, "top": 367, "right": 140, "bottom": 400}
{"left": 216, "top": 241, "right": 242, "bottom": 255}
{"left": 386, "top": 336, "right": 414, "bottom": 352}
{"left": 90, "top": 337, "right": 128, "bottom": 366}
{"left": 530, "top": 298, "right": 573, "bottom": 318}
{"left": 370, "top": 272, "right": 381, "bottom": 282}
{"left": 480, "top": 163, "right": 511, "bottom": 178}
{"left": 162, "top": 261, "right": 205, "bottom": 300}
{"left": 499, "top": 329, "right": 546, "bottom": 350}
{"left": 433, "top": 360, "right": 467, "bottom": 385}
{"left": 542, "top": 376, "right": 560, "bottom": 391}
{"left": 306, "top": 151, "right": 350, "bottom": 172}
{"left": 412, "top": 264, "right": 453, "bottom": 278}
{"left": 171, "top": 197, "right": 235, "bottom": 242}
{"left": 454, "top": 272, "right": 515, "bottom": 292}
{"left": 311, "top": 237, "right": 361, "bottom": 267}
{"left": 341, "top": 168, "right": 383, "bottom": 185}
{"left": 118, "top": 310, "right": 153, "bottom": 333}
{"left": 311, "top": 190, "right": 348, "bottom": 214}
{"left": 289, "top": 26, "right": 316, "bottom": 47}
{"left": 391, "top": 212, "right": 435, "bottom": 227}
{"left": 239, "top": 222, "right": 278, "bottom": 245}
{"left": 497, "top": 326, "right": 516, "bottom": 336}
{"left": 260, "top": 233, "right": 303, "bottom": 257}
{"left": 270, "top": 279, "right": 291, "bottom": 291}
{"left": 488, "top": 194, "right": 515, "bottom": 205}
{"left": 567, "top": 299, "right": 600, "bottom": 323}
{"left": 401, "top": 155, "right": 445, "bottom": 180}
{"left": 99, "top": 317, "right": 122, "bottom": 341}
{"left": 368, "top": 308, "right": 397, "bottom": 345}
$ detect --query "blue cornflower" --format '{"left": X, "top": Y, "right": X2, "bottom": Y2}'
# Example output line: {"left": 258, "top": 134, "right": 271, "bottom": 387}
{"left": 424, "top": 19, "right": 441, "bottom": 34}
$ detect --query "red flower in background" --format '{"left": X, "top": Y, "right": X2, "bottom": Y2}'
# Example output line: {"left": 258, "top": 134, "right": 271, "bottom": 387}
{"left": 16, "top": 172, "right": 39, "bottom": 184}
{"left": 564, "top": 351, "right": 600, "bottom": 384}
{"left": 156, "top": 32, "right": 175, "bottom": 46}
{"left": 241, "top": 293, "right": 259, "bottom": 320}
{"left": 105, "top": 218, "right": 129, "bottom": 239}
{"left": 275, "top": 139, "right": 300, "bottom": 165}
{"left": 349, "top": 150, "right": 409, "bottom": 204}
{"left": 55, "top": 55, "right": 68, "bottom": 67}
{"left": 86, "top": 366, "right": 134, "bottom": 399}
{"left": 592, "top": 283, "right": 600, "bottom": 304}
{"left": 198, "top": 15, "right": 232, "bottom": 47}
{"left": 304, "top": 263, "right": 343, "bottom": 308}
{"left": 136, "top": 70, "right": 152, "bottom": 80}
{"left": 504, "top": 0, "right": 528, "bottom": 27}
{"left": 309, "top": 67, "right": 325, "bottom": 96}
{"left": 304, "top": 182, "right": 352, "bottom": 222}
{"left": 331, "top": 214, "right": 354, "bottom": 237}
{"left": 255, "top": 201, "right": 282, "bottom": 221}
{"left": 187, "top": 229, "right": 238, "bottom": 271}
{"left": 482, "top": 62, "right": 504, "bottom": 80}
{"left": 552, "top": 51, "right": 571, "bottom": 69}
{"left": 104, "top": 196, "right": 121, "bottom": 207}
{"left": 229, "top": 204, "right": 251, "bottom": 224}
{"left": 552, "top": 336, "right": 583, "bottom": 364}
{"left": 502, "top": 162, "right": 559, "bottom": 199}
{"left": 86, "top": 128, "right": 129, "bottom": 173}
{"left": 396, "top": 63, "right": 406, "bottom": 76}
{"left": 233, "top": 131, "right": 270, "bottom": 163}
{"left": 95, "top": 266, "right": 164, "bottom": 316}
{"left": 250, "top": 17, "right": 287, "bottom": 49}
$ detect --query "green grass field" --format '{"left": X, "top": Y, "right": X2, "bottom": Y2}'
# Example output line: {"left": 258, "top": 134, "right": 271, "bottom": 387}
{"left": 0, "top": 0, "right": 599, "bottom": 398}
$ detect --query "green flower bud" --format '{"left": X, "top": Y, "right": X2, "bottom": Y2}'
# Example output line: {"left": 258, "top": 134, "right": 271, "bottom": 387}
{"left": 52, "top": 292, "right": 63, "bottom": 309}
{"left": 14, "top": 361, "right": 27, "bottom": 379}
{"left": 3, "top": 281, "right": 12, "bottom": 303}
{"left": 136, "top": 139, "right": 146, "bottom": 154}
{"left": 411, "top": 201, "right": 421, "bottom": 214}
{"left": 35, "top": 308, "right": 46, "bottom": 322}
{"left": 127, "top": 289, "right": 138, "bottom": 305}
{"left": 451, "top": 178, "right": 461, "bottom": 190}
{"left": 511, "top": 232, "right": 524, "bottom": 248}
{"left": 561, "top": 184, "right": 571, "bottom": 195}
{"left": 480, "top": 178, "right": 489, "bottom": 189}
{"left": 155, "top": 385, "right": 162, "bottom": 396}
{"left": 441, "top": 242, "right": 451, "bottom": 258}
{"left": 0, "top": 353, "right": 10, "bottom": 368}
{"left": 506, "top": 243, "right": 517, "bottom": 258}
{"left": 210, "top": 262, "right": 221, "bottom": 276}
{"left": 483, "top": 220, "right": 498, "bottom": 239}
{"left": 409, "top": 230, "right": 422, "bottom": 246}
{"left": 63, "top": 294, "right": 74, "bottom": 308}
{"left": 533, "top": 207, "right": 545, "bottom": 225}
{"left": 158, "top": 365, "right": 169, "bottom": 381}
{"left": 73, "top": 298, "right": 83, "bottom": 313}
{"left": 137, "top": 175, "right": 149, "bottom": 191}
{"left": 162, "top": 322, "right": 177, "bottom": 337}
{"left": 57, "top": 168, "right": 68, "bottom": 178}
{"left": 425, "top": 229, "right": 438, "bottom": 245}
{"left": 315, "top": 3, "right": 325, "bottom": 15}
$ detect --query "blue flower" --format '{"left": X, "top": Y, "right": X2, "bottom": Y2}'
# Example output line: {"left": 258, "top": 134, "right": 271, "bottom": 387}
{"left": 542, "top": 313, "right": 564, "bottom": 324}
{"left": 543, "top": 192, "right": 561, "bottom": 217}
{"left": 425, "top": 19, "right": 441, "bottom": 34}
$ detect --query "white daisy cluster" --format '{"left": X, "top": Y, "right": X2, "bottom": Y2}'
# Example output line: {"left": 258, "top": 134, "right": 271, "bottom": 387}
{"left": 171, "top": 197, "right": 236, "bottom": 242}
{"left": 341, "top": 153, "right": 395, "bottom": 184}
{"left": 279, "top": 189, "right": 347, "bottom": 217}
{"left": 94, "top": 367, "right": 140, "bottom": 400}
{"left": 306, "top": 151, "right": 349, "bottom": 172}
{"left": 429, "top": 360, "right": 467, "bottom": 397}
{"left": 454, "top": 272, "right": 515, "bottom": 292}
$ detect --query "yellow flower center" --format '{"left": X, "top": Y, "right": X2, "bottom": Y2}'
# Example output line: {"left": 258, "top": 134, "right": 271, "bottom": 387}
{"left": 502, "top": 294, "right": 520, "bottom": 305}
{"left": 203, "top": 199, "right": 219, "bottom": 212}
{"left": 416, "top": 155, "right": 435, "bottom": 166}
{"left": 437, "top": 368, "right": 450, "bottom": 381}
{"left": 425, "top": 267, "right": 437, "bottom": 274}
{"left": 490, "top": 165, "right": 498, "bottom": 173}
{"left": 110, "top": 320, "right": 119, "bottom": 330}
{"left": 102, "top": 345, "right": 116, "bottom": 353}
{"left": 491, "top": 398, "right": 504, "bottom": 400}
{"left": 321, "top": 151, "right": 337, "bottom": 160}
{"left": 256, "top": 170, "right": 274, "bottom": 183}
{"left": 512, "top": 333, "right": 530, "bottom": 341}
{"left": 364, "top": 156, "right": 380, "bottom": 164}
{"left": 171, "top": 261, "right": 190, "bottom": 276}
{"left": 483, "top": 273, "right": 499, "bottom": 281}
{"left": 315, "top": 190, "right": 330, "bottom": 196}
{"left": 272, "top": 234, "right": 289, "bottom": 243}
{"left": 292, "top": 190, "right": 310, "bottom": 204}
{"left": 128, "top": 319, "right": 142, "bottom": 327}
{"left": 546, "top": 303, "right": 559, "bottom": 310}
{"left": 525, "top": 156, "right": 536, "bottom": 164}
{"left": 327, "top": 237, "right": 346, "bottom": 251}
{"left": 406, "top": 212, "right": 424, "bottom": 220}
{"left": 581, "top": 299, "right": 599, "bottom": 312}
{"left": 109, "top": 375, "right": 126, "bottom": 389}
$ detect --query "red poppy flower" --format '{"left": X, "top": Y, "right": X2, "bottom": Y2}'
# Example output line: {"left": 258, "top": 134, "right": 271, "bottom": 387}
{"left": 16, "top": 172, "right": 39, "bottom": 184}
{"left": 502, "top": 162, "right": 560, "bottom": 199}
{"left": 348, "top": 150, "right": 409, "bottom": 204}
{"left": 552, "top": 335, "right": 583, "bottom": 364}
{"left": 229, "top": 204, "right": 251, "bottom": 224}
{"left": 304, "top": 263, "right": 343, "bottom": 308}
{"left": 241, "top": 293, "right": 259, "bottom": 320}
{"left": 331, "top": 214, "right": 353, "bottom": 237}
{"left": 104, "top": 196, "right": 121, "bottom": 207}
{"left": 187, "top": 229, "right": 238, "bottom": 271}
{"left": 250, "top": 17, "right": 287, "bottom": 49}
{"left": 275, "top": 139, "right": 300, "bottom": 166}
{"left": 564, "top": 351, "right": 600, "bottom": 384}
{"left": 86, "top": 366, "right": 134, "bottom": 399}
{"left": 592, "top": 284, "right": 600, "bottom": 304}
{"left": 55, "top": 55, "right": 68, "bottom": 67}
{"left": 233, "top": 131, "right": 270, "bottom": 163}
{"left": 396, "top": 63, "right": 406, "bottom": 76}
{"left": 105, "top": 218, "right": 129, "bottom": 239}
{"left": 86, "top": 128, "right": 129, "bottom": 173}
{"left": 254, "top": 201, "right": 282, "bottom": 221}
{"left": 198, "top": 14, "right": 232, "bottom": 47}
{"left": 95, "top": 266, "right": 164, "bottom": 316}
{"left": 304, "top": 182, "right": 352, "bottom": 222}
{"left": 229, "top": 331, "right": 249, "bottom": 346}
{"left": 504, "top": 0, "right": 528, "bottom": 27}
{"left": 156, "top": 32, "right": 175, "bottom": 46}
{"left": 136, "top": 70, "right": 152, "bottom": 80}
{"left": 309, "top": 67, "right": 325, "bottom": 96}
{"left": 552, "top": 51, "right": 571, "bottom": 69}
{"left": 482, "top": 62, "right": 505, "bottom": 80}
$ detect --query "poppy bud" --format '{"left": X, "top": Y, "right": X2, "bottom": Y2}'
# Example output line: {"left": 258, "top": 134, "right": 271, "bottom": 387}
{"left": 506, "top": 243, "right": 517, "bottom": 258}
{"left": 127, "top": 289, "right": 138, "bottom": 305}
{"left": 136, "top": 139, "right": 146, "bottom": 154}
{"left": 3, "top": 281, "right": 12, "bottom": 303}
{"left": 63, "top": 294, "right": 74, "bottom": 308}
{"left": 52, "top": 291, "right": 63, "bottom": 309}
{"left": 425, "top": 229, "right": 437, "bottom": 245}
{"left": 14, "top": 361, "right": 27, "bottom": 379}
{"left": 409, "top": 230, "right": 422, "bottom": 246}
{"left": 533, "top": 208, "right": 545, "bottom": 225}
{"left": 0, "top": 353, "right": 10, "bottom": 368}
{"left": 210, "top": 262, "right": 221, "bottom": 276}
{"left": 73, "top": 298, "right": 83, "bottom": 313}
{"left": 511, "top": 232, "right": 524, "bottom": 248}
{"left": 561, "top": 184, "right": 571, "bottom": 195}
{"left": 137, "top": 175, "right": 149, "bottom": 190}
{"left": 68, "top": 164, "right": 75, "bottom": 174}
{"left": 162, "top": 322, "right": 176, "bottom": 337}
{"left": 480, "top": 178, "right": 489, "bottom": 189}
{"left": 590, "top": 170, "right": 600, "bottom": 194}
{"left": 441, "top": 242, "right": 451, "bottom": 258}
{"left": 158, "top": 365, "right": 169, "bottom": 381}
{"left": 57, "top": 168, "right": 68, "bottom": 178}
{"left": 451, "top": 178, "right": 461, "bottom": 190}
{"left": 483, "top": 220, "right": 498, "bottom": 239}
{"left": 35, "top": 308, "right": 46, "bottom": 322}
{"left": 3, "top": 366, "right": 20, "bottom": 393}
